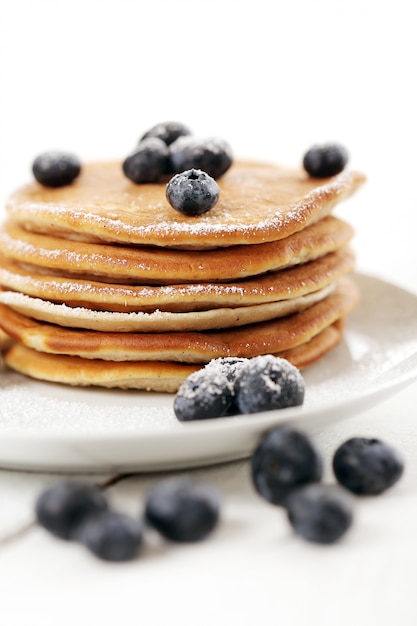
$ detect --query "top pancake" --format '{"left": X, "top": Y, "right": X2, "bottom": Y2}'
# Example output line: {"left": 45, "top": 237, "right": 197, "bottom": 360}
{"left": 6, "top": 159, "right": 365, "bottom": 249}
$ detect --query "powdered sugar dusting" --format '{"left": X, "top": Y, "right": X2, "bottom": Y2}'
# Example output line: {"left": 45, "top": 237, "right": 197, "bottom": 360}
{"left": 176, "top": 358, "right": 248, "bottom": 400}
{"left": 6, "top": 162, "right": 364, "bottom": 247}
{"left": 0, "top": 371, "right": 176, "bottom": 434}
{"left": 0, "top": 230, "right": 151, "bottom": 272}
{"left": 0, "top": 285, "right": 333, "bottom": 332}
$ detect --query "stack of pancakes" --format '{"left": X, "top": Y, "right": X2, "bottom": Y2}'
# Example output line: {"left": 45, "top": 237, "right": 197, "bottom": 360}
{"left": 0, "top": 159, "right": 365, "bottom": 392}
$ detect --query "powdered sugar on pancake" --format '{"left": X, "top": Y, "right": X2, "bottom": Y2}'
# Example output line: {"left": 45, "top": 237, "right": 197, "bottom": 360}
{"left": 6, "top": 161, "right": 365, "bottom": 248}
{"left": 0, "top": 245, "right": 355, "bottom": 313}
{"left": 0, "top": 284, "right": 335, "bottom": 332}
{"left": 0, "top": 217, "right": 355, "bottom": 284}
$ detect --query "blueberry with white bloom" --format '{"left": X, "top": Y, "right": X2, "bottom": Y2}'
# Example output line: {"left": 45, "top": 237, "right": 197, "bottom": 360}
{"left": 140, "top": 121, "right": 192, "bottom": 146}
{"left": 123, "top": 137, "right": 169, "bottom": 183}
{"left": 166, "top": 168, "right": 219, "bottom": 216}
{"left": 234, "top": 355, "right": 305, "bottom": 414}
{"left": 174, "top": 365, "right": 233, "bottom": 421}
{"left": 169, "top": 136, "right": 233, "bottom": 179}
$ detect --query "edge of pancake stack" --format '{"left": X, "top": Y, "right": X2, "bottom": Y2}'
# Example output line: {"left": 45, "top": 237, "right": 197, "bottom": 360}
{"left": 0, "top": 134, "right": 365, "bottom": 392}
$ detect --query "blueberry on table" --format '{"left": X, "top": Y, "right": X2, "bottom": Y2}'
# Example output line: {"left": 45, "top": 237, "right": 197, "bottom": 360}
{"left": 76, "top": 511, "right": 144, "bottom": 562}
{"left": 169, "top": 136, "right": 233, "bottom": 179}
{"left": 140, "top": 121, "right": 192, "bottom": 146}
{"left": 166, "top": 168, "right": 220, "bottom": 216}
{"left": 174, "top": 365, "right": 234, "bottom": 421}
{"left": 35, "top": 481, "right": 108, "bottom": 540}
{"left": 251, "top": 425, "right": 323, "bottom": 505}
{"left": 123, "top": 137, "right": 169, "bottom": 183}
{"left": 332, "top": 437, "right": 404, "bottom": 495}
{"left": 234, "top": 355, "right": 305, "bottom": 414}
{"left": 145, "top": 477, "right": 220, "bottom": 542}
{"left": 285, "top": 484, "right": 354, "bottom": 544}
{"left": 303, "top": 143, "right": 349, "bottom": 178}
{"left": 32, "top": 151, "right": 81, "bottom": 187}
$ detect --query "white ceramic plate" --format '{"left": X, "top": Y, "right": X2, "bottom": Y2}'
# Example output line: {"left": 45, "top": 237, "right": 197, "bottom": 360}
{"left": 0, "top": 273, "right": 416, "bottom": 473}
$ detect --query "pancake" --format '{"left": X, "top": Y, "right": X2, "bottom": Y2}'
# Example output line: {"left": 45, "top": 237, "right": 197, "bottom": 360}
{"left": 0, "top": 216, "right": 354, "bottom": 284}
{"left": 0, "top": 245, "right": 354, "bottom": 314}
{"left": 3, "top": 322, "right": 344, "bottom": 392}
{"left": 0, "top": 277, "right": 359, "bottom": 364}
{"left": 0, "top": 284, "right": 334, "bottom": 332}
{"left": 5, "top": 160, "right": 365, "bottom": 249}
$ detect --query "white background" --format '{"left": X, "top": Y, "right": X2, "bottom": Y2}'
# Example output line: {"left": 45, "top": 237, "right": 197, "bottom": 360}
{"left": 1, "top": 0, "right": 416, "bottom": 284}
{"left": 1, "top": 1, "right": 417, "bottom": 625}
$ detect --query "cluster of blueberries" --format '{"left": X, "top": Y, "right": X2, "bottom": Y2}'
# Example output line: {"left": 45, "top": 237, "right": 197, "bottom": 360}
{"left": 124, "top": 122, "right": 232, "bottom": 216}
{"left": 36, "top": 475, "right": 220, "bottom": 562}
{"left": 35, "top": 426, "right": 404, "bottom": 561}
{"left": 31, "top": 120, "right": 349, "bottom": 217}
{"left": 252, "top": 427, "right": 403, "bottom": 545}
{"left": 35, "top": 357, "right": 404, "bottom": 560}
{"left": 174, "top": 355, "right": 305, "bottom": 421}
{"left": 31, "top": 121, "right": 232, "bottom": 217}
{"left": 174, "top": 356, "right": 404, "bottom": 545}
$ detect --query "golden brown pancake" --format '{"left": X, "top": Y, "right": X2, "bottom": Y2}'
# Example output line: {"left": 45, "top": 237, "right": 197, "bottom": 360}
{"left": 0, "top": 285, "right": 333, "bottom": 332}
{"left": 0, "top": 245, "right": 354, "bottom": 313}
{"left": 5, "top": 160, "right": 365, "bottom": 249}
{"left": 0, "top": 216, "right": 354, "bottom": 284}
{"left": 0, "top": 277, "right": 359, "bottom": 364}
{"left": 3, "top": 322, "right": 344, "bottom": 392}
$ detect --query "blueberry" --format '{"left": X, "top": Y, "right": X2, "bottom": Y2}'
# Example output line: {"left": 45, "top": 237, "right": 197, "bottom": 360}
{"left": 140, "top": 121, "right": 192, "bottom": 146}
{"left": 123, "top": 137, "right": 169, "bottom": 183}
{"left": 166, "top": 168, "right": 219, "bottom": 216}
{"left": 234, "top": 355, "right": 305, "bottom": 415}
{"left": 174, "top": 364, "right": 234, "bottom": 421}
{"left": 76, "top": 511, "right": 143, "bottom": 562}
{"left": 285, "top": 484, "right": 354, "bottom": 544}
{"left": 145, "top": 477, "right": 220, "bottom": 542}
{"left": 251, "top": 426, "right": 323, "bottom": 505}
{"left": 32, "top": 151, "right": 81, "bottom": 187}
{"left": 332, "top": 437, "right": 404, "bottom": 495}
{"left": 35, "top": 481, "right": 108, "bottom": 540}
{"left": 303, "top": 143, "right": 349, "bottom": 178}
{"left": 169, "top": 136, "right": 233, "bottom": 179}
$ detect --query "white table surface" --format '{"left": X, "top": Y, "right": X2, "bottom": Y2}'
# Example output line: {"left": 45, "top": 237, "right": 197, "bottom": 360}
{"left": 1, "top": 1, "right": 417, "bottom": 624}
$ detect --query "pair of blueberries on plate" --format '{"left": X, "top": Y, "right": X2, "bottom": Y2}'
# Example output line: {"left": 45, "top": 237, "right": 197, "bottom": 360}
{"left": 174, "top": 354, "right": 305, "bottom": 422}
